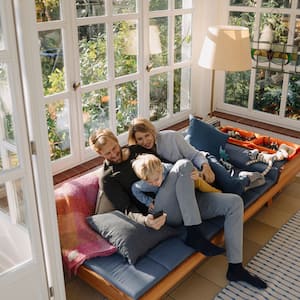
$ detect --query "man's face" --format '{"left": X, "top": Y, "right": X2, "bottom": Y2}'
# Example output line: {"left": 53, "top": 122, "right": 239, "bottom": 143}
{"left": 98, "top": 138, "right": 122, "bottom": 163}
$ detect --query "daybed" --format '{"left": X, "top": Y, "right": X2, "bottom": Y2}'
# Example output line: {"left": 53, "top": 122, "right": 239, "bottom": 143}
{"left": 55, "top": 117, "right": 300, "bottom": 300}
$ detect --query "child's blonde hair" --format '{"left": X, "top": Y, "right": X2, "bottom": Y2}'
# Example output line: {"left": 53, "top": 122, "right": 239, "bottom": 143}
{"left": 132, "top": 154, "right": 163, "bottom": 181}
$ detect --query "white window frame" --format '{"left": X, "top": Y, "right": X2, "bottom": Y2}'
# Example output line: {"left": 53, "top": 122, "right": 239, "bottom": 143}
{"left": 215, "top": 0, "right": 300, "bottom": 132}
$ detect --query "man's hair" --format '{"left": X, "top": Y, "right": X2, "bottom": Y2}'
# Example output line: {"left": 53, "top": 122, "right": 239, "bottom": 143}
{"left": 132, "top": 154, "right": 163, "bottom": 181}
{"left": 128, "top": 118, "right": 157, "bottom": 145}
{"left": 89, "top": 128, "right": 118, "bottom": 153}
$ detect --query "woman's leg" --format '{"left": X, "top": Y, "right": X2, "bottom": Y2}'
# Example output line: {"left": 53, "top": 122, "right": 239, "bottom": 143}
{"left": 195, "top": 191, "right": 244, "bottom": 263}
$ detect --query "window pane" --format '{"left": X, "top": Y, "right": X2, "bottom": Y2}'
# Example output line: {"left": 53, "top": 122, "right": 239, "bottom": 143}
{"left": 82, "top": 88, "right": 109, "bottom": 147}
{"left": 0, "top": 179, "right": 32, "bottom": 274}
{"left": 286, "top": 74, "right": 300, "bottom": 120}
{"left": 259, "top": 13, "right": 289, "bottom": 44}
{"left": 175, "top": 0, "right": 192, "bottom": 9}
{"left": 261, "top": 0, "right": 291, "bottom": 8}
{"left": 76, "top": 0, "right": 105, "bottom": 18}
{"left": 230, "top": 0, "right": 255, "bottom": 6}
{"left": 253, "top": 69, "right": 282, "bottom": 115}
{"left": 78, "top": 24, "right": 107, "bottom": 85}
{"left": 112, "top": 0, "right": 136, "bottom": 14}
{"left": 35, "top": 0, "right": 60, "bottom": 22}
{"left": 46, "top": 100, "right": 71, "bottom": 161}
{"left": 114, "top": 21, "right": 137, "bottom": 77}
{"left": 39, "top": 30, "right": 65, "bottom": 95}
{"left": 149, "top": 0, "right": 168, "bottom": 11}
{"left": 150, "top": 18, "right": 168, "bottom": 68}
{"left": 150, "top": 72, "right": 168, "bottom": 121}
{"left": 0, "top": 63, "right": 19, "bottom": 171}
{"left": 224, "top": 71, "right": 251, "bottom": 108}
{"left": 174, "top": 14, "right": 192, "bottom": 63}
{"left": 228, "top": 11, "right": 255, "bottom": 37}
{"left": 174, "top": 68, "right": 191, "bottom": 113}
{"left": 116, "top": 81, "right": 137, "bottom": 134}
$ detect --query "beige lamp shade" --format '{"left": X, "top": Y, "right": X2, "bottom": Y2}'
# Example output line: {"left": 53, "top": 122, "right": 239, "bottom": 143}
{"left": 125, "top": 25, "right": 162, "bottom": 55}
{"left": 198, "top": 25, "right": 252, "bottom": 71}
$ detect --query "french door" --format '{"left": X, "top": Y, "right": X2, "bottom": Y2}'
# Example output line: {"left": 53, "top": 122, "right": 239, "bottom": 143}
{"left": 0, "top": 1, "right": 64, "bottom": 299}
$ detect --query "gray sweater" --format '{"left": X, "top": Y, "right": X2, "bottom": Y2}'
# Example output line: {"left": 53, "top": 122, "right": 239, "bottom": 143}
{"left": 155, "top": 130, "right": 208, "bottom": 170}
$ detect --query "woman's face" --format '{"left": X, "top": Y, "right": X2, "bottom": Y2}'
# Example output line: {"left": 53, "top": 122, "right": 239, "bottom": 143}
{"left": 134, "top": 131, "right": 155, "bottom": 149}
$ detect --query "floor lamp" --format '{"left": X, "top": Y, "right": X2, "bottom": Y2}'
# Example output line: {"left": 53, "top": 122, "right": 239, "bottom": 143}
{"left": 198, "top": 25, "right": 252, "bottom": 118}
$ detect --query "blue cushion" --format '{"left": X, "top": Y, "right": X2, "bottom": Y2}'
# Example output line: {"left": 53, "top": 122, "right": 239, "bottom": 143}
{"left": 87, "top": 211, "right": 178, "bottom": 264}
{"left": 186, "top": 116, "right": 228, "bottom": 159}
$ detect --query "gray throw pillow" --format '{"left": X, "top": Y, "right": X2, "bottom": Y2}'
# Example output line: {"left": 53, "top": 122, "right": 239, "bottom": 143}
{"left": 86, "top": 211, "right": 178, "bottom": 264}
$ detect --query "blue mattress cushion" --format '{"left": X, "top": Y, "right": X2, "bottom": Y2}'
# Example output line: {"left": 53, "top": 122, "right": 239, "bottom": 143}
{"left": 84, "top": 238, "right": 195, "bottom": 300}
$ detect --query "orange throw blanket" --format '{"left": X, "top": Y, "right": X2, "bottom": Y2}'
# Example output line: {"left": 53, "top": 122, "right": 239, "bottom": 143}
{"left": 55, "top": 173, "right": 116, "bottom": 275}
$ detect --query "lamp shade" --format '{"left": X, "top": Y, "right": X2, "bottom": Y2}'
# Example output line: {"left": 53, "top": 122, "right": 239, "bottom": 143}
{"left": 198, "top": 25, "right": 252, "bottom": 71}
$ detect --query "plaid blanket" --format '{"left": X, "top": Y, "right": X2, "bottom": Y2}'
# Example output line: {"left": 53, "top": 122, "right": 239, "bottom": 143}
{"left": 55, "top": 172, "right": 116, "bottom": 275}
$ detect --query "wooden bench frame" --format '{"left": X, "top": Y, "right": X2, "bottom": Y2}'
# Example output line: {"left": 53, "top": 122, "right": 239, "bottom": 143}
{"left": 76, "top": 150, "right": 300, "bottom": 300}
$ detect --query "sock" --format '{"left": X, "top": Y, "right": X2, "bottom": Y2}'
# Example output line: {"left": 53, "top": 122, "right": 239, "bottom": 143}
{"left": 185, "top": 225, "right": 225, "bottom": 256}
{"left": 227, "top": 263, "right": 267, "bottom": 289}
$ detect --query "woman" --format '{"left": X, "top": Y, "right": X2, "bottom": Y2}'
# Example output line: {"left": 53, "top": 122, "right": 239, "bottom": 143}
{"left": 127, "top": 118, "right": 267, "bottom": 289}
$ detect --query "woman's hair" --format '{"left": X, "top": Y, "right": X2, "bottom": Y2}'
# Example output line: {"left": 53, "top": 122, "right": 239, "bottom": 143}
{"left": 132, "top": 154, "right": 163, "bottom": 181}
{"left": 89, "top": 128, "right": 118, "bottom": 153}
{"left": 128, "top": 118, "right": 157, "bottom": 145}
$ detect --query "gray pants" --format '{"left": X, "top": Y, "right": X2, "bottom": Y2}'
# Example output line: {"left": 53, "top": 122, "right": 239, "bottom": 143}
{"left": 154, "top": 159, "right": 244, "bottom": 263}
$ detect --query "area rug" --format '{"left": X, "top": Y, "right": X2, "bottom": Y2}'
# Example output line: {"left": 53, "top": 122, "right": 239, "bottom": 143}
{"left": 215, "top": 210, "right": 300, "bottom": 300}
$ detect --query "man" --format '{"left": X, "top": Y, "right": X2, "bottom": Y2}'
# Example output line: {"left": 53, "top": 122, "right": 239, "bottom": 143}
{"left": 89, "top": 128, "right": 267, "bottom": 289}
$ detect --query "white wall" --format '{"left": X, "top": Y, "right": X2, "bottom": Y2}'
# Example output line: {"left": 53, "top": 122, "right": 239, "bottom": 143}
{"left": 192, "top": 0, "right": 220, "bottom": 118}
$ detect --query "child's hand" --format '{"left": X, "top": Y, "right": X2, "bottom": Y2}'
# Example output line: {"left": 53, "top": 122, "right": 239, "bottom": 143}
{"left": 191, "top": 168, "right": 200, "bottom": 180}
{"left": 200, "top": 163, "right": 215, "bottom": 184}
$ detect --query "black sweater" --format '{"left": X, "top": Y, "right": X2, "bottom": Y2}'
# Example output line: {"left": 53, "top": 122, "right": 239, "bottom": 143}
{"left": 102, "top": 145, "right": 155, "bottom": 214}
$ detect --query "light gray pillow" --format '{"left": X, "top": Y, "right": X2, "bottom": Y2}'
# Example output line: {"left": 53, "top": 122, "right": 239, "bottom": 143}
{"left": 86, "top": 211, "right": 178, "bottom": 264}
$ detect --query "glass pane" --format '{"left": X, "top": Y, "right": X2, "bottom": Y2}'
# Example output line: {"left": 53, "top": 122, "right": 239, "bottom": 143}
{"left": 261, "top": 0, "right": 291, "bottom": 8}
{"left": 0, "top": 63, "right": 19, "bottom": 171}
{"left": 112, "top": 0, "right": 136, "bottom": 14}
{"left": 0, "top": 14, "right": 3, "bottom": 50}
{"left": 175, "top": 0, "right": 192, "bottom": 9}
{"left": 253, "top": 69, "right": 282, "bottom": 115}
{"left": 230, "top": 0, "right": 255, "bottom": 6}
{"left": 292, "top": 15, "right": 300, "bottom": 67}
{"left": 35, "top": 0, "right": 60, "bottom": 22}
{"left": 78, "top": 24, "right": 107, "bottom": 85}
{"left": 286, "top": 74, "right": 300, "bottom": 120}
{"left": 228, "top": 11, "right": 255, "bottom": 38}
{"left": 224, "top": 71, "right": 251, "bottom": 108}
{"left": 0, "top": 179, "right": 32, "bottom": 274}
{"left": 82, "top": 88, "right": 109, "bottom": 147}
{"left": 259, "top": 13, "right": 289, "bottom": 44}
{"left": 150, "top": 18, "right": 168, "bottom": 68}
{"left": 39, "top": 30, "right": 65, "bottom": 95}
{"left": 115, "top": 81, "right": 137, "bottom": 134}
{"left": 76, "top": 0, "right": 105, "bottom": 18}
{"left": 173, "top": 68, "right": 191, "bottom": 113}
{"left": 46, "top": 100, "right": 71, "bottom": 161}
{"left": 150, "top": 72, "right": 168, "bottom": 121}
{"left": 114, "top": 21, "right": 137, "bottom": 77}
{"left": 174, "top": 14, "right": 192, "bottom": 63}
{"left": 149, "top": 0, "right": 168, "bottom": 11}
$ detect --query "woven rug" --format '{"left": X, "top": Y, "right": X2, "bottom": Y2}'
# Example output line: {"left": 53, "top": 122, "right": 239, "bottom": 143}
{"left": 215, "top": 210, "right": 300, "bottom": 300}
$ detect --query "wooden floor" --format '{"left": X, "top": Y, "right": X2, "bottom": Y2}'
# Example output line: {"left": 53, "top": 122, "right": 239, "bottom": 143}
{"left": 65, "top": 174, "right": 300, "bottom": 300}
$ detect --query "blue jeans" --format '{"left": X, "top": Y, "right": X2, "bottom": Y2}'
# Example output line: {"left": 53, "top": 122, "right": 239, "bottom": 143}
{"left": 154, "top": 159, "right": 244, "bottom": 263}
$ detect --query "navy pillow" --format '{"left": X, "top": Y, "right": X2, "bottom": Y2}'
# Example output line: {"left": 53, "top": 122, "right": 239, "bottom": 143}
{"left": 186, "top": 116, "right": 228, "bottom": 159}
{"left": 87, "top": 211, "right": 178, "bottom": 264}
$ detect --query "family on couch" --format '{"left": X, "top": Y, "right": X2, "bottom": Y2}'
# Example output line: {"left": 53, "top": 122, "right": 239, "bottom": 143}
{"left": 88, "top": 117, "right": 267, "bottom": 289}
